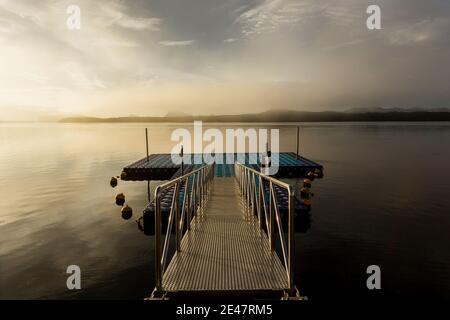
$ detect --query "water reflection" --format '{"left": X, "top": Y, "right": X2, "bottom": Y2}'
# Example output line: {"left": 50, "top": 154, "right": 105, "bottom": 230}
{"left": 1, "top": 122, "right": 450, "bottom": 300}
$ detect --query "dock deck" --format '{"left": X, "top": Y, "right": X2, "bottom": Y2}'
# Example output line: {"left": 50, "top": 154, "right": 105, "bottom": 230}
{"left": 122, "top": 152, "right": 323, "bottom": 181}
{"left": 162, "top": 178, "right": 287, "bottom": 292}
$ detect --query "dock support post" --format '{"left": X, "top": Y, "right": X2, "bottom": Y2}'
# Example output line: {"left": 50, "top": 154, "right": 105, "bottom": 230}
{"left": 296, "top": 126, "right": 300, "bottom": 159}
{"left": 147, "top": 180, "right": 151, "bottom": 202}
{"left": 155, "top": 194, "right": 162, "bottom": 291}
{"left": 145, "top": 128, "right": 149, "bottom": 162}
{"left": 288, "top": 188, "right": 295, "bottom": 290}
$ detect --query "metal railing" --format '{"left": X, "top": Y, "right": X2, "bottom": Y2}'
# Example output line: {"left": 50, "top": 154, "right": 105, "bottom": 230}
{"left": 154, "top": 164, "right": 215, "bottom": 291}
{"left": 234, "top": 162, "right": 295, "bottom": 290}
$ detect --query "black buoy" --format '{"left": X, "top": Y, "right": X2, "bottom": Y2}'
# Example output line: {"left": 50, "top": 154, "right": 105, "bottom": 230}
{"left": 303, "top": 178, "right": 312, "bottom": 188}
{"left": 110, "top": 177, "right": 118, "bottom": 188}
{"left": 115, "top": 193, "right": 125, "bottom": 206}
{"left": 302, "top": 199, "right": 312, "bottom": 209}
{"left": 121, "top": 205, "right": 133, "bottom": 220}
{"left": 300, "top": 187, "right": 311, "bottom": 199}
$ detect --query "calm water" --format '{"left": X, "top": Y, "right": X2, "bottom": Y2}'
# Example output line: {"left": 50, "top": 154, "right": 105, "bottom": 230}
{"left": 1, "top": 122, "right": 450, "bottom": 300}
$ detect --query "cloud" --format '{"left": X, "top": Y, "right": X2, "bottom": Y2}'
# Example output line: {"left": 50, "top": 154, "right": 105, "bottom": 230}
{"left": 59, "top": 61, "right": 106, "bottom": 89}
{"left": 0, "top": 17, "right": 17, "bottom": 33}
{"left": 95, "top": 1, "right": 162, "bottom": 30}
{"left": 388, "top": 18, "right": 450, "bottom": 46}
{"left": 94, "top": 38, "right": 140, "bottom": 48}
{"left": 235, "top": 0, "right": 304, "bottom": 36}
{"left": 159, "top": 40, "right": 195, "bottom": 47}
{"left": 0, "top": 0, "right": 449, "bottom": 119}
{"left": 116, "top": 17, "right": 162, "bottom": 31}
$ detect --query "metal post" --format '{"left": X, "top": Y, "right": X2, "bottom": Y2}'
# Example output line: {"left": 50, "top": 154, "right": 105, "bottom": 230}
{"left": 288, "top": 187, "right": 295, "bottom": 290}
{"left": 247, "top": 172, "right": 250, "bottom": 215}
{"left": 244, "top": 171, "right": 247, "bottom": 214}
{"left": 193, "top": 174, "right": 197, "bottom": 217}
{"left": 145, "top": 128, "right": 149, "bottom": 162}
{"left": 186, "top": 178, "right": 191, "bottom": 231}
{"left": 269, "top": 182, "right": 274, "bottom": 250}
{"left": 296, "top": 126, "right": 299, "bottom": 159}
{"left": 175, "top": 183, "right": 181, "bottom": 252}
{"left": 181, "top": 146, "right": 184, "bottom": 176}
{"left": 251, "top": 173, "right": 256, "bottom": 217}
{"left": 155, "top": 191, "right": 162, "bottom": 291}
{"left": 195, "top": 172, "right": 199, "bottom": 212}
{"left": 258, "top": 176, "right": 263, "bottom": 229}
{"left": 200, "top": 170, "right": 203, "bottom": 207}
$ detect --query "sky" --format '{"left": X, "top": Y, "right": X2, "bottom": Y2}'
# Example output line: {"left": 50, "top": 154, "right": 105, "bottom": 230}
{"left": 0, "top": 0, "right": 449, "bottom": 120}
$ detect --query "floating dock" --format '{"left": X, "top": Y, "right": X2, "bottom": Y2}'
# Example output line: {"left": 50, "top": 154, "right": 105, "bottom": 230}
{"left": 122, "top": 152, "right": 323, "bottom": 181}
{"left": 121, "top": 151, "right": 323, "bottom": 299}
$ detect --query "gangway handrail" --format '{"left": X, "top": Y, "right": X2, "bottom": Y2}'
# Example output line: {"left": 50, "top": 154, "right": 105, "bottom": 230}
{"left": 234, "top": 162, "right": 295, "bottom": 290}
{"left": 154, "top": 164, "right": 215, "bottom": 291}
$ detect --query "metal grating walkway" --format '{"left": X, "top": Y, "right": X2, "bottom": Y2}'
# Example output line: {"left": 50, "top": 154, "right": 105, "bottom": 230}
{"left": 162, "top": 178, "right": 288, "bottom": 291}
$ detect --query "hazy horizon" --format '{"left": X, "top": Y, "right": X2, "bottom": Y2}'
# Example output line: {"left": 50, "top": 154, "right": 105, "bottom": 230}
{"left": 1, "top": 0, "right": 449, "bottom": 121}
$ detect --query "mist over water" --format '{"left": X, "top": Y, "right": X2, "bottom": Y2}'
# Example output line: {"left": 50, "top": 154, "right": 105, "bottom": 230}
{"left": 1, "top": 122, "right": 449, "bottom": 300}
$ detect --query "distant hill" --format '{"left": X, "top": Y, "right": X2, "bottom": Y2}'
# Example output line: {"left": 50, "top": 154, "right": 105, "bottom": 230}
{"left": 60, "top": 110, "right": 450, "bottom": 123}
{"left": 344, "top": 107, "right": 450, "bottom": 113}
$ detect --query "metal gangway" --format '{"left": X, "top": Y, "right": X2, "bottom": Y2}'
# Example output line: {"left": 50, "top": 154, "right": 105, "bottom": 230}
{"left": 151, "top": 162, "right": 300, "bottom": 299}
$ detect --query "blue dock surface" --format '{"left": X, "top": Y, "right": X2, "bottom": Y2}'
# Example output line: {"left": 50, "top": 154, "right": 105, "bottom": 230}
{"left": 122, "top": 152, "right": 323, "bottom": 181}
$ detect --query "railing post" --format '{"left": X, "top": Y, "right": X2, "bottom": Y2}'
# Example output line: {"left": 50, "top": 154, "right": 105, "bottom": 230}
{"left": 246, "top": 171, "right": 250, "bottom": 214}
{"left": 251, "top": 173, "right": 256, "bottom": 217}
{"left": 200, "top": 170, "right": 204, "bottom": 207}
{"left": 186, "top": 177, "right": 191, "bottom": 231}
{"left": 269, "top": 181, "right": 274, "bottom": 251}
{"left": 155, "top": 190, "right": 162, "bottom": 291}
{"left": 288, "top": 187, "right": 295, "bottom": 290}
{"left": 194, "top": 172, "right": 199, "bottom": 213}
{"left": 203, "top": 169, "right": 206, "bottom": 201}
{"left": 258, "top": 176, "right": 263, "bottom": 229}
{"left": 241, "top": 167, "right": 244, "bottom": 195}
{"left": 242, "top": 169, "right": 246, "bottom": 210}
{"left": 240, "top": 167, "right": 242, "bottom": 193}
{"left": 175, "top": 182, "right": 181, "bottom": 252}
{"left": 249, "top": 172, "right": 253, "bottom": 216}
